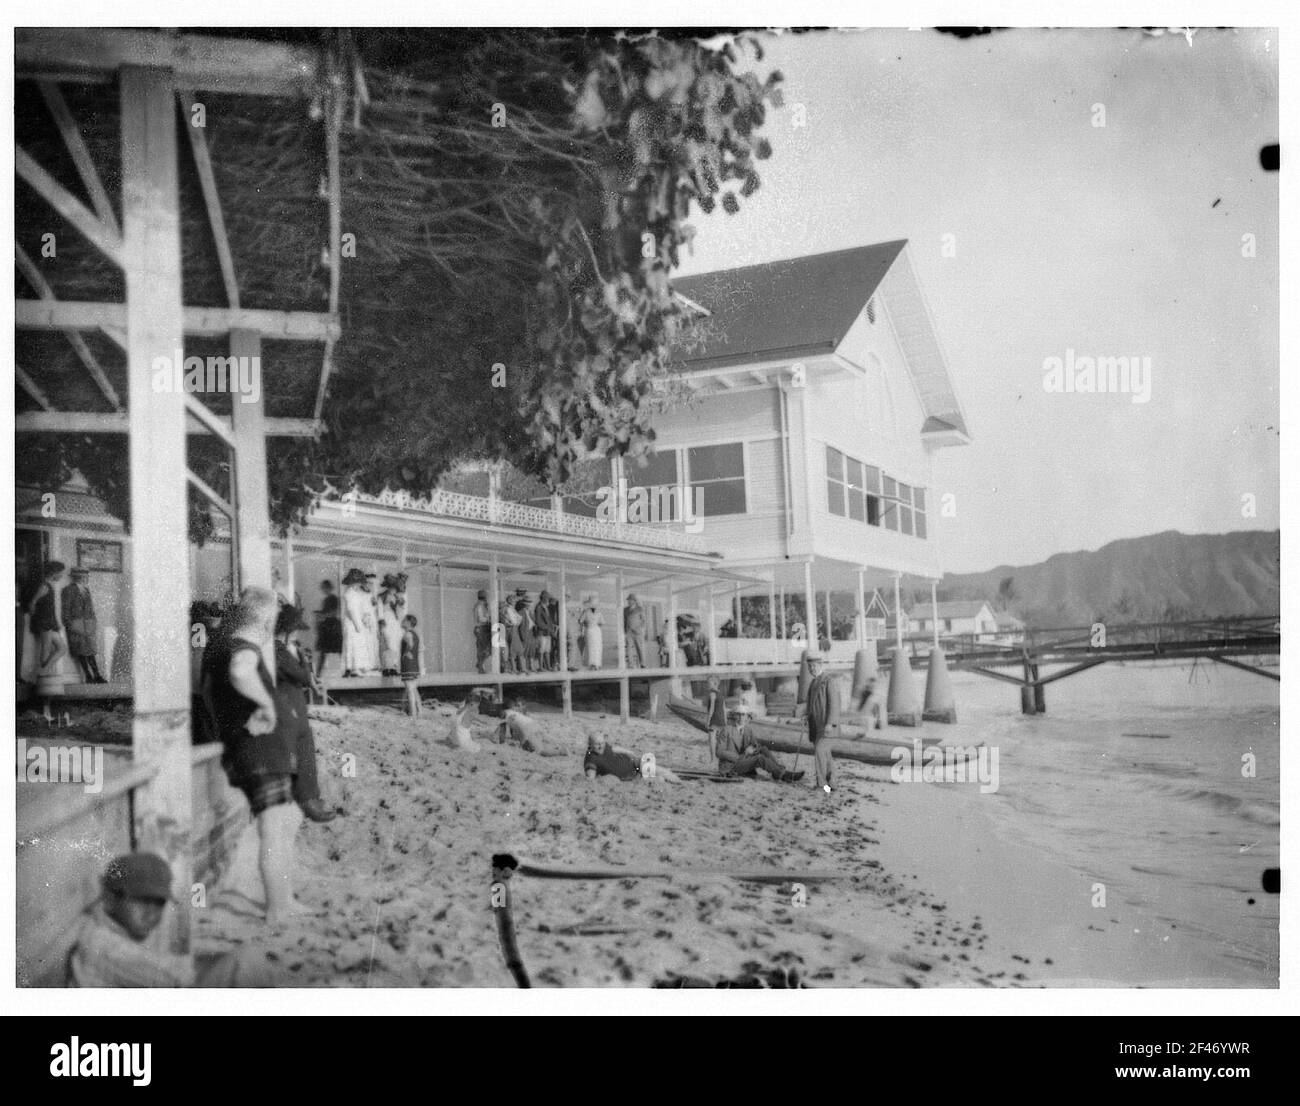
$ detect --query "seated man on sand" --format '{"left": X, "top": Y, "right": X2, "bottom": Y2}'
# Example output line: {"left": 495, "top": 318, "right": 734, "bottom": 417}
{"left": 69, "top": 853, "right": 264, "bottom": 987}
{"left": 716, "top": 703, "right": 804, "bottom": 783}
{"left": 583, "top": 732, "right": 681, "bottom": 783}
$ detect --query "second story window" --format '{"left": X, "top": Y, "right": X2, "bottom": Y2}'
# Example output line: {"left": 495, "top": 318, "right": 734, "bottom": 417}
{"left": 688, "top": 443, "right": 746, "bottom": 517}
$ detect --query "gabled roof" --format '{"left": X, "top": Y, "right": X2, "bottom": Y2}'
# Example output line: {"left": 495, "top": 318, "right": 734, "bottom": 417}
{"left": 670, "top": 241, "right": 907, "bottom": 371}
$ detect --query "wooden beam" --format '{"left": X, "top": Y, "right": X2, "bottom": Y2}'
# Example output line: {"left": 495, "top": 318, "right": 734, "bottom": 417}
{"left": 16, "top": 146, "right": 125, "bottom": 267}
{"left": 16, "top": 410, "right": 319, "bottom": 437}
{"left": 230, "top": 329, "right": 273, "bottom": 589}
{"left": 186, "top": 468, "right": 234, "bottom": 518}
{"left": 17, "top": 29, "right": 321, "bottom": 99}
{"left": 177, "top": 90, "right": 240, "bottom": 309}
{"left": 100, "top": 324, "right": 127, "bottom": 351}
{"left": 15, "top": 365, "right": 52, "bottom": 410}
{"left": 314, "top": 78, "right": 344, "bottom": 420}
{"left": 17, "top": 299, "right": 340, "bottom": 340}
{"left": 37, "top": 80, "right": 121, "bottom": 236}
{"left": 183, "top": 393, "right": 237, "bottom": 449}
{"left": 120, "top": 65, "right": 192, "bottom": 953}
{"left": 15, "top": 245, "right": 123, "bottom": 410}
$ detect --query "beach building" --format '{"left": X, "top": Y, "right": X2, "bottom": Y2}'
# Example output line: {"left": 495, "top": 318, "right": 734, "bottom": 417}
{"left": 910, "top": 599, "right": 999, "bottom": 640}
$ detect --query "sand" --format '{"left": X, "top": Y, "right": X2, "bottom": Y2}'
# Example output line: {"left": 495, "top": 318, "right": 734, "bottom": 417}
{"left": 191, "top": 700, "right": 1069, "bottom": 988}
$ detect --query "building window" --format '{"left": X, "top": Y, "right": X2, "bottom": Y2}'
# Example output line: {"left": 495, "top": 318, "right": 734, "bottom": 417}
{"left": 913, "top": 486, "right": 927, "bottom": 539}
{"left": 826, "top": 446, "right": 846, "bottom": 516}
{"left": 688, "top": 443, "right": 746, "bottom": 517}
{"left": 882, "top": 475, "right": 899, "bottom": 531}
{"left": 625, "top": 450, "right": 683, "bottom": 520}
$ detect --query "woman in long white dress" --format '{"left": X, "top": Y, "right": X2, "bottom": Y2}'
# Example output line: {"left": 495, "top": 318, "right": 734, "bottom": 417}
{"left": 341, "top": 569, "right": 377, "bottom": 676}
{"left": 580, "top": 599, "right": 604, "bottom": 669}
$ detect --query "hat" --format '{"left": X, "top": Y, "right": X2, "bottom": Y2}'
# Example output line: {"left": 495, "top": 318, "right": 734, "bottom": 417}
{"left": 803, "top": 653, "right": 825, "bottom": 664}
{"left": 514, "top": 587, "right": 527, "bottom": 597}
{"left": 477, "top": 590, "right": 487, "bottom": 599}
{"left": 275, "top": 605, "right": 309, "bottom": 636}
{"left": 102, "top": 852, "right": 174, "bottom": 902}
{"left": 342, "top": 568, "right": 366, "bottom": 586}
{"left": 626, "top": 593, "right": 638, "bottom": 603}
{"left": 381, "top": 573, "right": 398, "bottom": 589}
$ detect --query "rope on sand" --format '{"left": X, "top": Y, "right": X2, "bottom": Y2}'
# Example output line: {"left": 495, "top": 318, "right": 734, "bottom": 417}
{"left": 491, "top": 854, "right": 531, "bottom": 988}
{"left": 513, "top": 858, "right": 850, "bottom": 884}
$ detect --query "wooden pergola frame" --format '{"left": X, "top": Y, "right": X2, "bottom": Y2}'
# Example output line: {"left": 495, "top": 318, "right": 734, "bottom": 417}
{"left": 15, "top": 29, "right": 350, "bottom": 954}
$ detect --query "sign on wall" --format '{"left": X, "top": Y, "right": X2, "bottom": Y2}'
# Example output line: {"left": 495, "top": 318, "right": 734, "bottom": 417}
{"left": 76, "top": 538, "right": 124, "bottom": 573}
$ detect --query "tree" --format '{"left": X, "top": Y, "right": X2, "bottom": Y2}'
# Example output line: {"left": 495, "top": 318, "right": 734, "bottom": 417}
{"left": 997, "top": 575, "right": 1016, "bottom": 610}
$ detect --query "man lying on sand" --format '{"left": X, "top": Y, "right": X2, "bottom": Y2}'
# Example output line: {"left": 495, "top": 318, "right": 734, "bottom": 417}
{"left": 716, "top": 703, "right": 804, "bottom": 783}
{"left": 497, "top": 700, "right": 567, "bottom": 756}
{"left": 584, "top": 732, "right": 681, "bottom": 783}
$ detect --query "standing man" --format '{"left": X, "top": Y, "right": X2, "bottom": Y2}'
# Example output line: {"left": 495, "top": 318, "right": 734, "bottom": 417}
{"left": 623, "top": 592, "right": 646, "bottom": 668}
{"left": 62, "top": 568, "right": 105, "bottom": 683}
{"left": 535, "top": 589, "right": 555, "bottom": 671}
{"left": 473, "top": 589, "right": 492, "bottom": 673}
{"left": 804, "top": 654, "right": 840, "bottom": 793}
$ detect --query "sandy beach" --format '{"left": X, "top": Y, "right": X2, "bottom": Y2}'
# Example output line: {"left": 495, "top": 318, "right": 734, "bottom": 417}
{"left": 191, "top": 698, "right": 1071, "bottom": 988}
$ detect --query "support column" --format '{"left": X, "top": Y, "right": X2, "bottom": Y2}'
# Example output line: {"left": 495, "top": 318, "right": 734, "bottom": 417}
{"left": 857, "top": 568, "right": 868, "bottom": 648}
{"left": 824, "top": 588, "right": 833, "bottom": 651}
{"left": 767, "top": 574, "right": 778, "bottom": 663}
{"left": 558, "top": 561, "right": 571, "bottom": 716}
{"left": 803, "top": 560, "right": 815, "bottom": 653}
{"left": 893, "top": 573, "right": 904, "bottom": 652}
{"left": 707, "top": 582, "right": 717, "bottom": 664}
{"left": 616, "top": 569, "right": 629, "bottom": 723}
{"left": 489, "top": 553, "right": 501, "bottom": 697}
{"left": 437, "top": 564, "right": 447, "bottom": 674}
{"left": 667, "top": 580, "right": 679, "bottom": 694}
{"left": 121, "top": 66, "right": 191, "bottom": 952}
{"left": 281, "top": 531, "right": 295, "bottom": 605}
{"left": 230, "top": 328, "right": 270, "bottom": 589}
{"left": 779, "top": 585, "right": 786, "bottom": 639}
{"left": 931, "top": 579, "right": 940, "bottom": 650}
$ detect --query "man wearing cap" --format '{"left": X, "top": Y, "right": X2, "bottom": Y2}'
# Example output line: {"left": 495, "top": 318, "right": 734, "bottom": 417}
{"left": 534, "top": 590, "right": 555, "bottom": 671}
{"left": 68, "top": 853, "right": 251, "bottom": 987}
{"left": 473, "top": 589, "right": 492, "bottom": 673}
{"left": 804, "top": 654, "right": 840, "bottom": 793}
{"left": 61, "top": 568, "right": 105, "bottom": 683}
{"left": 623, "top": 593, "right": 646, "bottom": 668}
{"left": 716, "top": 702, "right": 804, "bottom": 783}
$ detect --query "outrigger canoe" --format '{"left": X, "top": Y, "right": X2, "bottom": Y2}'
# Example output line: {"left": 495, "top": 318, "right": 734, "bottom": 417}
{"left": 668, "top": 695, "right": 980, "bottom": 768}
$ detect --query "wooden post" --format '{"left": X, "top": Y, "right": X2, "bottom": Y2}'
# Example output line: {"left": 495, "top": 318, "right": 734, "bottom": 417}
{"left": 121, "top": 66, "right": 192, "bottom": 951}
{"left": 667, "top": 580, "right": 679, "bottom": 688}
{"left": 931, "top": 578, "right": 940, "bottom": 650}
{"left": 824, "top": 588, "right": 833, "bottom": 650}
{"left": 558, "top": 561, "right": 571, "bottom": 717}
{"left": 857, "top": 568, "right": 867, "bottom": 648}
{"left": 229, "top": 327, "right": 270, "bottom": 589}
{"left": 437, "top": 564, "right": 447, "bottom": 674}
{"left": 707, "top": 582, "right": 718, "bottom": 666}
{"left": 281, "top": 531, "right": 295, "bottom": 604}
{"left": 893, "top": 573, "right": 904, "bottom": 652}
{"left": 779, "top": 585, "right": 786, "bottom": 640}
{"left": 768, "top": 574, "right": 778, "bottom": 663}
{"left": 803, "top": 561, "right": 815, "bottom": 650}
{"left": 616, "top": 569, "right": 629, "bottom": 722}
{"left": 489, "top": 553, "right": 501, "bottom": 694}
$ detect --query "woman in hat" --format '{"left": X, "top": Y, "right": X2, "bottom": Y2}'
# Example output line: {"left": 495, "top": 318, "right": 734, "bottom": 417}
{"left": 579, "top": 596, "right": 604, "bottom": 669}
{"left": 378, "top": 573, "right": 407, "bottom": 677}
{"left": 314, "top": 579, "right": 343, "bottom": 678}
{"left": 62, "top": 567, "right": 105, "bottom": 683}
{"left": 341, "top": 568, "right": 377, "bottom": 677}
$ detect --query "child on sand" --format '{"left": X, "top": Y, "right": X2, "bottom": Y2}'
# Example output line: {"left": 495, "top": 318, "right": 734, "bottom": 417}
{"left": 400, "top": 614, "right": 422, "bottom": 716}
{"left": 446, "top": 698, "right": 482, "bottom": 752}
{"left": 68, "top": 852, "right": 257, "bottom": 987}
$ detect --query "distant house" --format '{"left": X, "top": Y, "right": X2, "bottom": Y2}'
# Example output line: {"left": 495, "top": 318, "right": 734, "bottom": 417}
{"left": 910, "top": 599, "right": 997, "bottom": 640}
{"left": 993, "top": 612, "right": 1026, "bottom": 645}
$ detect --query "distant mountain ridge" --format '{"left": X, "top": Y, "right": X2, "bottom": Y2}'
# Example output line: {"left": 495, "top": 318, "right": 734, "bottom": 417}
{"left": 937, "top": 530, "right": 1280, "bottom": 628}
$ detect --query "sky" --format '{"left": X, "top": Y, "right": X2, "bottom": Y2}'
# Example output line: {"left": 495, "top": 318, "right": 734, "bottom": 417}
{"left": 675, "top": 27, "right": 1280, "bottom": 573}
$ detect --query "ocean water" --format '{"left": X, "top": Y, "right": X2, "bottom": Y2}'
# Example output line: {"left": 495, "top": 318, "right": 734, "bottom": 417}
{"left": 937, "top": 661, "right": 1280, "bottom": 983}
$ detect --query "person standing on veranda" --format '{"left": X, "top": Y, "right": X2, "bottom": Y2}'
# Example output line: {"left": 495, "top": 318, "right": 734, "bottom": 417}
{"left": 62, "top": 567, "right": 106, "bottom": 683}
{"left": 341, "top": 568, "right": 377, "bottom": 677}
{"left": 580, "top": 597, "right": 604, "bottom": 669}
{"left": 623, "top": 592, "right": 647, "bottom": 668}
